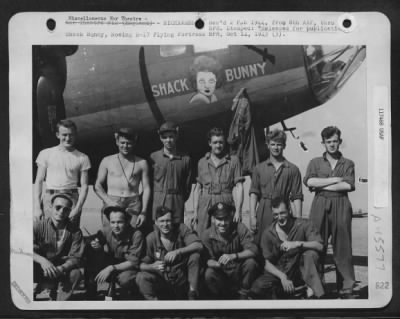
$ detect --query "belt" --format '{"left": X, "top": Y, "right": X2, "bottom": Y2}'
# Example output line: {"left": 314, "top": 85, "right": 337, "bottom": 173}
{"left": 315, "top": 191, "right": 348, "bottom": 198}
{"left": 261, "top": 194, "right": 273, "bottom": 199}
{"left": 154, "top": 189, "right": 182, "bottom": 195}
{"left": 203, "top": 188, "right": 232, "bottom": 195}
{"left": 46, "top": 189, "right": 78, "bottom": 194}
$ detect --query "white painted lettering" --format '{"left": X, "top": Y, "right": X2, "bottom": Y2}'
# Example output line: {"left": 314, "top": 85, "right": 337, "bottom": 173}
{"left": 152, "top": 85, "right": 160, "bottom": 97}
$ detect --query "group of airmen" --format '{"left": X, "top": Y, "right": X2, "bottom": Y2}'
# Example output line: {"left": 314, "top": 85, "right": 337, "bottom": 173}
{"left": 33, "top": 119, "right": 356, "bottom": 301}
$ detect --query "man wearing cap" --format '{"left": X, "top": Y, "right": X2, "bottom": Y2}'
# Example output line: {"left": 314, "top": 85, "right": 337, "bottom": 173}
{"left": 33, "top": 193, "right": 84, "bottom": 301}
{"left": 136, "top": 206, "right": 202, "bottom": 300}
{"left": 149, "top": 122, "right": 193, "bottom": 224}
{"left": 85, "top": 206, "right": 144, "bottom": 299}
{"left": 249, "top": 197, "right": 325, "bottom": 299}
{"left": 201, "top": 202, "right": 260, "bottom": 299}
{"left": 95, "top": 128, "right": 150, "bottom": 229}
{"left": 249, "top": 129, "right": 303, "bottom": 244}
{"left": 34, "top": 119, "right": 91, "bottom": 226}
{"left": 194, "top": 127, "right": 244, "bottom": 236}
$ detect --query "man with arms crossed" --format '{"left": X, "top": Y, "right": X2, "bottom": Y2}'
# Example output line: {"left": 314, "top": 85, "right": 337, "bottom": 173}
{"left": 150, "top": 122, "right": 193, "bottom": 224}
{"left": 250, "top": 197, "right": 325, "bottom": 299}
{"left": 136, "top": 206, "right": 202, "bottom": 300}
{"left": 303, "top": 126, "right": 356, "bottom": 298}
{"left": 34, "top": 119, "right": 90, "bottom": 226}
{"left": 86, "top": 206, "right": 144, "bottom": 299}
{"left": 95, "top": 128, "right": 150, "bottom": 229}
{"left": 193, "top": 127, "right": 244, "bottom": 236}
{"left": 33, "top": 193, "right": 84, "bottom": 301}
{"left": 249, "top": 129, "right": 303, "bottom": 244}
{"left": 202, "top": 202, "right": 260, "bottom": 300}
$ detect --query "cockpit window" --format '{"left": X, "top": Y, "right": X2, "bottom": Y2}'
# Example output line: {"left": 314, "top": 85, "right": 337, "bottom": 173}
{"left": 160, "top": 45, "right": 187, "bottom": 57}
{"left": 304, "top": 45, "right": 366, "bottom": 103}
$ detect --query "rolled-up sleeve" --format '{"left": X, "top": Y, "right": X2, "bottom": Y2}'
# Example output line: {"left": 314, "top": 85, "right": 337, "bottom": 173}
{"left": 290, "top": 167, "right": 304, "bottom": 201}
{"left": 238, "top": 224, "right": 258, "bottom": 255}
{"left": 303, "top": 159, "right": 318, "bottom": 188}
{"left": 260, "top": 230, "right": 278, "bottom": 264}
{"left": 232, "top": 157, "right": 245, "bottom": 185}
{"left": 125, "top": 230, "right": 144, "bottom": 268}
{"left": 249, "top": 166, "right": 261, "bottom": 196}
{"left": 342, "top": 160, "right": 355, "bottom": 191}
{"left": 141, "top": 234, "right": 155, "bottom": 264}
{"left": 35, "top": 149, "right": 47, "bottom": 168}
{"left": 201, "top": 232, "right": 216, "bottom": 260}
{"left": 81, "top": 154, "right": 91, "bottom": 171}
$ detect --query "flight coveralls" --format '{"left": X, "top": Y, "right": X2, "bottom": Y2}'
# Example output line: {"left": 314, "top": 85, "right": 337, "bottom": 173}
{"left": 249, "top": 158, "right": 303, "bottom": 244}
{"left": 250, "top": 218, "right": 325, "bottom": 299}
{"left": 85, "top": 225, "right": 144, "bottom": 297}
{"left": 196, "top": 153, "right": 244, "bottom": 236}
{"left": 136, "top": 224, "right": 201, "bottom": 300}
{"left": 150, "top": 150, "right": 193, "bottom": 224}
{"left": 201, "top": 223, "right": 260, "bottom": 299}
{"left": 303, "top": 152, "right": 356, "bottom": 292}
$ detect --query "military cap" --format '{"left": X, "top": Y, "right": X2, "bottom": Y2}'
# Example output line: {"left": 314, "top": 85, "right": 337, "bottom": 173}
{"left": 115, "top": 127, "right": 138, "bottom": 141}
{"left": 208, "top": 202, "right": 235, "bottom": 218}
{"left": 50, "top": 193, "right": 73, "bottom": 206}
{"left": 155, "top": 206, "right": 173, "bottom": 220}
{"left": 158, "top": 122, "right": 179, "bottom": 135}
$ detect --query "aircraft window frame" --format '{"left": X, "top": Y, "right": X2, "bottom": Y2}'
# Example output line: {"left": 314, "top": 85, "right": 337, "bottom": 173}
{"left": 160, "top": 45, "right": 189, "bottom": 58}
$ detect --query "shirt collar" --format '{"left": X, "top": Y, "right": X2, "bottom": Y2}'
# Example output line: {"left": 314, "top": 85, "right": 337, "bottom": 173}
{"left": 205, "top": 152, "right": 230, "bottom": 168}
{"left": 48, "top": 217, "right": 70, "bottom": 232}
{"left": 322, "top": 151, "right": 344, "bottom": 163}
{"left": 205, "top": 152, "right": 230, "bottom": 160}
{"left": 161, "top": 149, "right": 182, "bottom": 160}
{"left": 269, "top": 218, "right": 299, "bottom": 239}
{"left": 154, "top": 224, "right": 179, "bottom": 249}
{"left": 109, "top": 225, "right": 134, "bottom": 243}
{"left": 266, "top": 157, "right": 289, "bottom": 168}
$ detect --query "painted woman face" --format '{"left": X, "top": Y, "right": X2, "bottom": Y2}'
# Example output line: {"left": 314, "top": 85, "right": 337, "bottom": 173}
{"left": 196, "top": 71, "right": 217, "bottom": 97}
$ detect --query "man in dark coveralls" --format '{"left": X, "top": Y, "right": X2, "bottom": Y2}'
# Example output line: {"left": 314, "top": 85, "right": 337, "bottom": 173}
{"left": 303, "top": 126, "right": 356, "bottom": 298}
{"left": 33, "top": 193, "right": 84, "bottom": 301}
{"left": 202, "top": 202, "right": 260, "bottom": 300}
{"left": 136, "top": 206, "right": 203, "bottom": 300}
{"left": 193, "top": 127, "right": 244, "bottom": 237}
{"left": 250, "top": 197, "right": 325, "bottom": 299}
{"left": 149, "top": 122, "right": 193, "bottom": 224}
{"left": 249, "top": 129, "right": 303, "bottom": 244}
{"left": 86, "top": 206, "right": 144, "bottom": 299}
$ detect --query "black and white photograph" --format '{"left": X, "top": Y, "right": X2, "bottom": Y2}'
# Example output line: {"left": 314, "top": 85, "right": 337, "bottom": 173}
{"left": 8, "top": 12, "right": 391, "bottom": 310}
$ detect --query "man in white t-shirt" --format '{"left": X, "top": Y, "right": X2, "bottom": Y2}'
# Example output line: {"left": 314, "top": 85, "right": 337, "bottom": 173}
{"left": 34, "top": 119, "right": 91, "bottom": 227}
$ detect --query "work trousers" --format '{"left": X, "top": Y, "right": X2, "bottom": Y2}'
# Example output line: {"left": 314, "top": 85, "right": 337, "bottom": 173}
{"left": 34, "top": 263, "right": 82, "bottom": 301}
{"left": 85, "top": 246, "right": 138, "bottom": 298}
{"left": 250, "top": 250, "right": 325, "bottom": 299}
{"left": 204, "top": 258, "right": 259, "bottom": 299}
{"left": 310, "top": 193, "right": 355, "bottom": 291}
{"left": 136, "top": 252, "right": 200, "bottom": 300}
